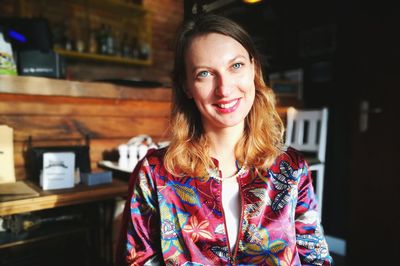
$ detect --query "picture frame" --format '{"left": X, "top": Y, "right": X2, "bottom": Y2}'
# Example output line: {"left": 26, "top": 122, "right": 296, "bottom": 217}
{"left": 26, "top": 145, "right": 91, "bottom": 185}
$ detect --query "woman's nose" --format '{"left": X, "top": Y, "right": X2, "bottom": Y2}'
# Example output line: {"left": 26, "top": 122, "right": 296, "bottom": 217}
{"left": 215, "top": 73, "right": 232, "bottom": 97}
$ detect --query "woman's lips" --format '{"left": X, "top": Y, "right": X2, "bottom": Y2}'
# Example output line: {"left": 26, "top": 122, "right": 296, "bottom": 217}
{"left": 213, "top": 98, "right": 240, "bottom": 114}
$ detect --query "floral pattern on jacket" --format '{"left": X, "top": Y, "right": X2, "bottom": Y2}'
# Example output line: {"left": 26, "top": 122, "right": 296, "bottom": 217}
{"left": 124, "top": 147, "right": 332, "bottom": 265}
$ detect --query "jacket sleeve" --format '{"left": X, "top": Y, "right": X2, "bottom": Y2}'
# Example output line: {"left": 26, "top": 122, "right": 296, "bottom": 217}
{"left": 295, "top": 160, "right": 333, "bottom": 266}
{"left": 119, "top": 157, "right": 163, "bottom": 266}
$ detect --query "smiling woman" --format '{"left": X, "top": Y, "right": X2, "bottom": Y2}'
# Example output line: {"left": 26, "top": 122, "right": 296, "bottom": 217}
{"left": 117, "top": 14, "right": 333, "bottom": 266}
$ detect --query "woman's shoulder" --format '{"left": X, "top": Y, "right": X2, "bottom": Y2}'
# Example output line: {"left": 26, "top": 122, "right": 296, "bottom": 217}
{"left": 273, "top": 146, "right": 307, "bottom": 170}
{"left": 142, "top": 146, "right": 168, "bottom": 165}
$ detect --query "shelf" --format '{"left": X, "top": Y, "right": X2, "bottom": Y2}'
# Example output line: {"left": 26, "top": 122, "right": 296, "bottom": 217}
{"left": 55, "top": 48, "right": 152, "bottom": 66}
{"left": 85, "top": 0, "right": 149, "bottom": 15}
{"left": 19, "top": 0, "right": 148, "bottom": 17}
{"left": 18, "top": 0, "right": 152, "bottom": 65}
{"left": 0, "top": 180, "right": 127, "bottom": 216}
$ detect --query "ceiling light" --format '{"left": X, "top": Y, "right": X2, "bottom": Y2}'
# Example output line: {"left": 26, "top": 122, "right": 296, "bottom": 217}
{"left": 242, "top": 0, "right": 263, "bottom": 4}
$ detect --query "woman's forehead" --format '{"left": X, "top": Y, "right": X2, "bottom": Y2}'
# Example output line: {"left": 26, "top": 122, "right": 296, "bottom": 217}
{"left": 185, "top": 33, "right": 250, "bottom": 65}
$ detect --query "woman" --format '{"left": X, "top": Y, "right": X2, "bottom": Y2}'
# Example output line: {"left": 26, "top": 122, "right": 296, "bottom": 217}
{"left": 118, "top": 14, "right": 332, "bottom": 266}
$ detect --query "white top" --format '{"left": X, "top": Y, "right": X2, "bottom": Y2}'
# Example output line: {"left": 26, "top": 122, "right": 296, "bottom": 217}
{"left": 221, "top": 177, "right": 240, "bottom": 251}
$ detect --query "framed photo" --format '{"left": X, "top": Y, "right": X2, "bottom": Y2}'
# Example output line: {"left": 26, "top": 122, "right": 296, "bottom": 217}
{"left": 269, "top": 68, "right": 303, "bottom": 100}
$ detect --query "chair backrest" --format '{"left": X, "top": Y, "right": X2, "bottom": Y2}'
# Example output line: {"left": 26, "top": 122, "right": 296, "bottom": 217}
{"left": 285, "top": 107, "right": 328, "bottom": 163}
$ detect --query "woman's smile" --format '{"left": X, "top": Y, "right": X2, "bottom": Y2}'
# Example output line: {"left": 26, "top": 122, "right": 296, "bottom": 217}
{"left": 213, "top": 98, "right": 241, "bottom": 114}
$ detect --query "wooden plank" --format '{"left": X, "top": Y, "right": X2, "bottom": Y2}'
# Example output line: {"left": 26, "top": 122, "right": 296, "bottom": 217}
{"left": 0, "top": 99, "right": 171, "bottom": 117}
{"left": 0, "top": 116, "right": 170, "bottom": 141}
{"left": 0, "top": 93, "right": 161, "bottom": 105}
{"left": 0, "top": 180, "right": 128, "bottom": 216}
{"left": 0, "top": 76, "right": 172, "bottom": 101}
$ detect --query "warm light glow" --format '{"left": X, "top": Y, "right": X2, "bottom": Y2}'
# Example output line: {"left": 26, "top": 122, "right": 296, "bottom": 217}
{"left": 242, "top": 0, "right": 263, "bottom": 4}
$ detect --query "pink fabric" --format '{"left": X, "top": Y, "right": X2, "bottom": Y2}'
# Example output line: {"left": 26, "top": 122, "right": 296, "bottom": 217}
{"left": 117, "top": 147, "right": 332, "bottom": 265}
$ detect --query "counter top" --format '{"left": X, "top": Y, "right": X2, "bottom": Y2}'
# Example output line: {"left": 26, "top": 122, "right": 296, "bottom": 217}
{"left": 0, "top": 180, "right": 128, "bottom": 216}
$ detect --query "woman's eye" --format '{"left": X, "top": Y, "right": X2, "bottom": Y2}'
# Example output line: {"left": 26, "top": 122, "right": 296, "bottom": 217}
{"left": 232, "top": 63, "right": 243, "bottom": 69}
{"left": 197, "top": 71, "right": 210, "bottom": 78}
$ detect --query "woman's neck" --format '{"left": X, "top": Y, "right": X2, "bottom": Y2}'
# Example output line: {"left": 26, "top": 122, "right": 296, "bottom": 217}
{"left": 205, "top": 124, "right": 244, "bottom": 177}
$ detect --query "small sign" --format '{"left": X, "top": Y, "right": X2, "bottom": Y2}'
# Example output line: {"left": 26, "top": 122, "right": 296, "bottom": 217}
{"left": 0, "top": 125, "right": 16, "bottom": 184}
{"left": 41, "top": 152, "right": 75, "bottom": 190}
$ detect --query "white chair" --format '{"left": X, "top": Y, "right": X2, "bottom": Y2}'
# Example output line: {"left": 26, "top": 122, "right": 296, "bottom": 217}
{"left": 285, "top": 107, "right": 328, "bottom": 219}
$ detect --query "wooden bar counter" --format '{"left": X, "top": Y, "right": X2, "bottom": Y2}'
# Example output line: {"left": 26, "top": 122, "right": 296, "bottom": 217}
{"left": 0, "top": 180, "right": 127, "bottom": 216}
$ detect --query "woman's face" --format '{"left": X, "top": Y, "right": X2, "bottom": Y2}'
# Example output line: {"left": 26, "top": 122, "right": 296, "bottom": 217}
{"left": 184, "top": 33, "right": 256, "bottom": 133}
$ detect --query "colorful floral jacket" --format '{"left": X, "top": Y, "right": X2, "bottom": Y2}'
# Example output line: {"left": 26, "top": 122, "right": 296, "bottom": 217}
{"left": 120, "top": 147, "right": 332, "bottom": 265}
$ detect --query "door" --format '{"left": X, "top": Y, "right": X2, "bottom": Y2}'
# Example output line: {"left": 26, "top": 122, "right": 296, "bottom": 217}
{"left": 346, "top": 7, "right": 399, "bottom": 265}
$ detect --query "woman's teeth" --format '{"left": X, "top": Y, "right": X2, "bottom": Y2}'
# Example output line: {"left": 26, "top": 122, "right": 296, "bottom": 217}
{"left": 218, "top": 100, "right": 237, "bottom": 109}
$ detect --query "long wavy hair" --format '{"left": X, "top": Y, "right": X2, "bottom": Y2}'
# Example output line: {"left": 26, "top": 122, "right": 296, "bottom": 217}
{"left": 164, "top": 14, "right": 284, "bottom": 177}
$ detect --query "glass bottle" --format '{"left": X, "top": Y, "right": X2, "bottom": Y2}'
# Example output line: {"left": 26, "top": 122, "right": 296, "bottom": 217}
{"left": 106, "top": 25, "right": 114, "bottom": 55}
{"left": 121, "top": 33, "right": 131, "bottom": 58}
{"left": 131, "top": 36, "right": 139, "bottom": 59}
{"left": 88, "top": 32, "right": 97, "bottom": 54}
{"left": 97, "top": 24, "right": 108, "bottom": 54}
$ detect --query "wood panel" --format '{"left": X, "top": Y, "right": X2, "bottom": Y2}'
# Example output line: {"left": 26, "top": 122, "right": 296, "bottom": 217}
{"left": 0, "top": 77, "right": 172, "bottom": 181}
{"left": 0, "top": 76, "right": 172, "bottom": 101}
{"left": 0, "top": 77, "right": 294, "bottom": 181}
{"left": 0, "top": 116, "right": 170, "bottom": 141}
{"left": 0, "top": 98, "right": 171, "bottom": 117}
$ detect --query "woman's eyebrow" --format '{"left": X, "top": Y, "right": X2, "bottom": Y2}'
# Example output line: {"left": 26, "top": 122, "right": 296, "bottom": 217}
{"left": 228, "top": 55, "right": 248, "bottom": 64}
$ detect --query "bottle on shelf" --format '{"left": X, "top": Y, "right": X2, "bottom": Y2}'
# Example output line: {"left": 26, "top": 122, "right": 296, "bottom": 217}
{"left": 106, "top": 25, "right": 114, "bottom": 55}
{"left": 74, "top": 19, "right": 86, "bottom": 53}
{"left": 63, "top": 21, "right": 73, "bottom": 51}
{"left": 88, "top": 32, "right": 97, "bottom": 54}
{"left": 138, "top": 40, "right": 150, "bottom": 60}
{"left": 131, "top": 36, "right": 139, "bottom": 59}
{"left": 76, "top": 39, "right": 85, "bottom": 53}
{"left": 121, "top": 33, "right": 131, "bottom": 58}
{"left": 97, "top": 24, "right": 108, "bottom": 55}
{"left": 114, "top": 30, "right": 122, "bottom": 57}
{"left": 65, "top": 35, "right": 73, "bottom": 51}
{"left": 52, "top": 23, "right": 64, "bottom": 50}
{"left": 75, "top": 33, "right": 85, "bottom": 53}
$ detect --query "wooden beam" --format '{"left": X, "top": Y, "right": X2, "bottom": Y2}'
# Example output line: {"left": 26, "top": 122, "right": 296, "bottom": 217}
{"left": 0, "top": 76, "right": 172, "bottom": 101}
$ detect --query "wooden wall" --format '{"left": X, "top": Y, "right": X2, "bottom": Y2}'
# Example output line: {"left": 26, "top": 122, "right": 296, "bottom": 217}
{"left": 0, "top": 76, "right": 294, "bottom": 182}
{"left": 0, "top": 76, "right": 171, "bottom": 181}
